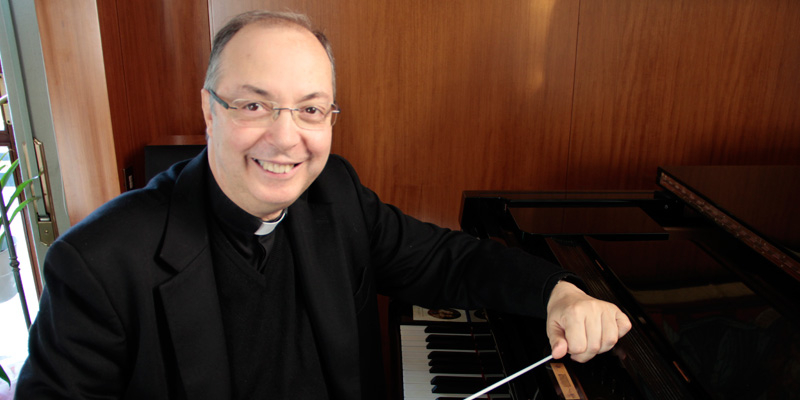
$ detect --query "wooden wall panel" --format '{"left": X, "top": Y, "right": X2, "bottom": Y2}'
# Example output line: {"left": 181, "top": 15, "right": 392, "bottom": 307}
{"left": 98, "top": 0, "right": 210, "bottom": 191}
{"left": 568, "top": 0, "right": 800, "bottom": 190}
{"left": 35, "top": 0, "right": 121, "bottom": 223}
{"left": 39, "top": 0, "right": 800, "bottom": 232}
{"left": 209, "top": 0, "right": 580, "bottom": 229}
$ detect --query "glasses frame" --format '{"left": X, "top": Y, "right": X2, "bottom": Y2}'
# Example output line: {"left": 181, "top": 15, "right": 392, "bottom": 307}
{"left": 207, "top": 89, "right": 340, "bottom": 130}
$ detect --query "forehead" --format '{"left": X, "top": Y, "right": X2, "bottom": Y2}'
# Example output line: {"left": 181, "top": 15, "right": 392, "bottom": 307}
{"left": 217, "top": 24, "right": 333, "bottom": 98}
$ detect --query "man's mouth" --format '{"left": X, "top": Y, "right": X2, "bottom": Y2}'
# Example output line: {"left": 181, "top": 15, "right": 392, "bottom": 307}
{"left": 255, "top": 159, "right": 297, "bottom": 174}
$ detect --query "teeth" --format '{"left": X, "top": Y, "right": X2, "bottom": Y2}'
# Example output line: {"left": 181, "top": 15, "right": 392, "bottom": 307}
{"left": 256, "top": 159, "right": 294, "bottom": 174}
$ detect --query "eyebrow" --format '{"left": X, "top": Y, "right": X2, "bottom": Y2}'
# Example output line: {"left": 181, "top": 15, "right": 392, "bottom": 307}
{"left": 238, "top": 84, "right": 332, "bottom": 103}
{"left": 240, "top": 84, "right": 270, "bottom": 97}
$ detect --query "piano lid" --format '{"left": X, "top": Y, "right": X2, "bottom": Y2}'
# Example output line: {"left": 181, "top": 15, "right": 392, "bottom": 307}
{"left": 586, "top": 237, "right": 800, "bottom": 399}
{"left": 658, "top": 165, "right": 800, "bottom": 279}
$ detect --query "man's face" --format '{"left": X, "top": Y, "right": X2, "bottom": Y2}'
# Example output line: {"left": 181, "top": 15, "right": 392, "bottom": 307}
{"left": 202, "top": 24, "right": 334, "bottom": 220}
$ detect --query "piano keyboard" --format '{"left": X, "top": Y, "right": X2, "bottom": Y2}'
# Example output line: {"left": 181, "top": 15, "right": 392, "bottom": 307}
{"left": 400, "top": 324, "right": 511, "bottom": 400}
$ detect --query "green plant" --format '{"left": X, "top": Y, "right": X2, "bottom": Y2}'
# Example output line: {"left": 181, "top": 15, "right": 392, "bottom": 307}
{"left": 0, "top": 154, "right": 37, "bottom": 386}
{"left": 0, "top": 158, "right": 36, "bottom": 246}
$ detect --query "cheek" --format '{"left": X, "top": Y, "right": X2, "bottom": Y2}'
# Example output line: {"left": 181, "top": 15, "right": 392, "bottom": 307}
{"left": 215, "top": 124, "right": 259, "bottom": 153}
{"left": 307, "top": 132, "right": 333, "bottom": 155}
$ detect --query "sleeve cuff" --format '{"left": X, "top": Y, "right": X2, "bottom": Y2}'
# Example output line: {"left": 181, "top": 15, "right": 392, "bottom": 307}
{"left": 542, "top": 272, "right": 585, "bottom": 309}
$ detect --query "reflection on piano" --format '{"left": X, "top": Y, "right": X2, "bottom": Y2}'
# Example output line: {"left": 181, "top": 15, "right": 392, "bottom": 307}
{"left": 391, "top": 166, "right": 800, "bottom": 399}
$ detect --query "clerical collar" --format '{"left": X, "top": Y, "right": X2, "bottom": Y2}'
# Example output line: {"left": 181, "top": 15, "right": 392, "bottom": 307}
{"left": 254, "top": 210, "right": 285, "bottom": 235}
{"left": 207, "top": 168, "right": 285, "bottom": 237}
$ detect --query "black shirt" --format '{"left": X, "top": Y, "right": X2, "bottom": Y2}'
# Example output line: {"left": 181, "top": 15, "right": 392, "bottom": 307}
{"left": 207, "top": 174, "right": 329, "bottom": 399}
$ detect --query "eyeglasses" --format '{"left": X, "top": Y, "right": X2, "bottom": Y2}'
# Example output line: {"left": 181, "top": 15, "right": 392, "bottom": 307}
{"left": 207, "top": 89, "right": 340, "bottom": 130}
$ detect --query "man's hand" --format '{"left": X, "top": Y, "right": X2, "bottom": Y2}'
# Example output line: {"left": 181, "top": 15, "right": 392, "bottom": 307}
{"left": 546, "top": 280, "right": 632, "bottom": 363}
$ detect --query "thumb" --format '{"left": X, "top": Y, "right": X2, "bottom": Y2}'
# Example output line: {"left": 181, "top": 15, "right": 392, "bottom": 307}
{"left": 547, "top": 322, "right": 569, "bottom": 359}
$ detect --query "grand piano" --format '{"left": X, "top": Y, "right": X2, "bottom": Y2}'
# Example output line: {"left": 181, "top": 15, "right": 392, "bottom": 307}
{"left": 393, "top": 165, "right": 800, "bottom": 399}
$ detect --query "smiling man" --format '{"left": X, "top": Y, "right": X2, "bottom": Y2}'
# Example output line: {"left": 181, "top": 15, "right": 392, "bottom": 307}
{"left": 16, "top": 10, "right": 630, "bottom": 400}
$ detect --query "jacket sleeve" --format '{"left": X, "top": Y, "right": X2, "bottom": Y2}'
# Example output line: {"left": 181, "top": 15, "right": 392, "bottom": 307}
{"left": 15, "top": 240, "right": 129, "bottom": 399}
{"left": 331, "top": 156, "right": 575, "bottom": 318}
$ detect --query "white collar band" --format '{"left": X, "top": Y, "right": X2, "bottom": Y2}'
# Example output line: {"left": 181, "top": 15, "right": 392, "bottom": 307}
{"left": 254, "top": 210, "right": 286, "bottom": 236}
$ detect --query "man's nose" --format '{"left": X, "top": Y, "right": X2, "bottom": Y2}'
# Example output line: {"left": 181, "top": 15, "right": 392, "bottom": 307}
{"left": 265, "top": 109, "right": 301, "bottom": 150}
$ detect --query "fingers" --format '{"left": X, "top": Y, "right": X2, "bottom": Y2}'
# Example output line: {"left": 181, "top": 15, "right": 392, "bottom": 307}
{"left": 598, "top": 309, "right": 621, "bottom": 354}
{"left": 569, "top": 308, "right": 621, "bottom": 363}
{"left": 563, "top": 312, "right": 589, "bottom": 361}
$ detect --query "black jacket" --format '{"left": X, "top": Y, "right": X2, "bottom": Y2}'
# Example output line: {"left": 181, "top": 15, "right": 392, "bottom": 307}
{"left": 17, "top": 150, "right": 571, "bottom": 399}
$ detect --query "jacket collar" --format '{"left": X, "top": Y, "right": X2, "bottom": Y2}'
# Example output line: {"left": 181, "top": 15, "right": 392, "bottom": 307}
{"left": 158, "top": 149, "right": 211, "bottom": 272}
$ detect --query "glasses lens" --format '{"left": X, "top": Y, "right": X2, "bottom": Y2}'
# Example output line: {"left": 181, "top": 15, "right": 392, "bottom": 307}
{"left": 228, "top": 100, "right": 272, "bottom": 126}
{"left": 294, "top": 104, "right": 336, "bottom": 130}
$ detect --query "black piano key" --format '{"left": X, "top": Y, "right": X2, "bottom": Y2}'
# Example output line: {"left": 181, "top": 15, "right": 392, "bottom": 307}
{"left": 430, "top": 376, "right": 508, "bottom": 394}
{"left": 427, "top": 352, "right": 493, "bottom": 362}
{"left": 429, "top": 362, "right": 503, "bottom": 374}
{"left": 429, "top": 358, "right": 483, "bottom": 368}
{"left": 428, "top": 351, "right": 503, "bottom": 374}
{"left": 430, "top": 376, "right": 504, "bottom": 386}
{"left": 425, "top": 334, "right": 495, "bottom": 350}
{"left": 427, "top": 351, "right": 482, "bottom": 361}
{"left": 427, "top": 351, "right": 501, "bottom": 365}
{"left": 429, "top": 357, "right": 501, "bottom": 371}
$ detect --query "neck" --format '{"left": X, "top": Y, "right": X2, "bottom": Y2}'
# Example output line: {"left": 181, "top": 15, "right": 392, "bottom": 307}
{"left": 263, "top": 209, "right": 285, "bottom": 222}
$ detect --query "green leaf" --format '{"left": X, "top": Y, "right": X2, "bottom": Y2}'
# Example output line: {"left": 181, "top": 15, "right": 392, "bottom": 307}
{"left": 7, "top": 198, "right": 36, "bottom": 225}
{"left": 0, "top": 363, "right": 9, "bottom": 386}
{"left": 4, "top": 177, "right": 37, "bottom": 210}
{"left": 0, "top": 159, "right": 20, "bottom": 188}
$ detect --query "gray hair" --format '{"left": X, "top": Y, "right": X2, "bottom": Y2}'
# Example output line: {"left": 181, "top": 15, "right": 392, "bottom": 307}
{"left": 203, "top": 10, "right": 336, "bottom": 99}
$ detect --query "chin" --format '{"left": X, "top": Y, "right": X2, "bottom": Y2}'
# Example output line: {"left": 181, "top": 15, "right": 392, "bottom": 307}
{"left": 255, "top": 189, "right": 302, "bottom": 210}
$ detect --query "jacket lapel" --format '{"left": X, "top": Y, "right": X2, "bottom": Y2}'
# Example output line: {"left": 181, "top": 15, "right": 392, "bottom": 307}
{"left": 287, "top": 196, "right": 362, "bottom": 399}
{"left": 156, "top": 150, "right": 232, "bottom": 400}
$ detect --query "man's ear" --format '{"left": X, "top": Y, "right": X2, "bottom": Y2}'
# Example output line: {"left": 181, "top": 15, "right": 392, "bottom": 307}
{"left": 201, "top": 89, "right": 214, "bottom": 138}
